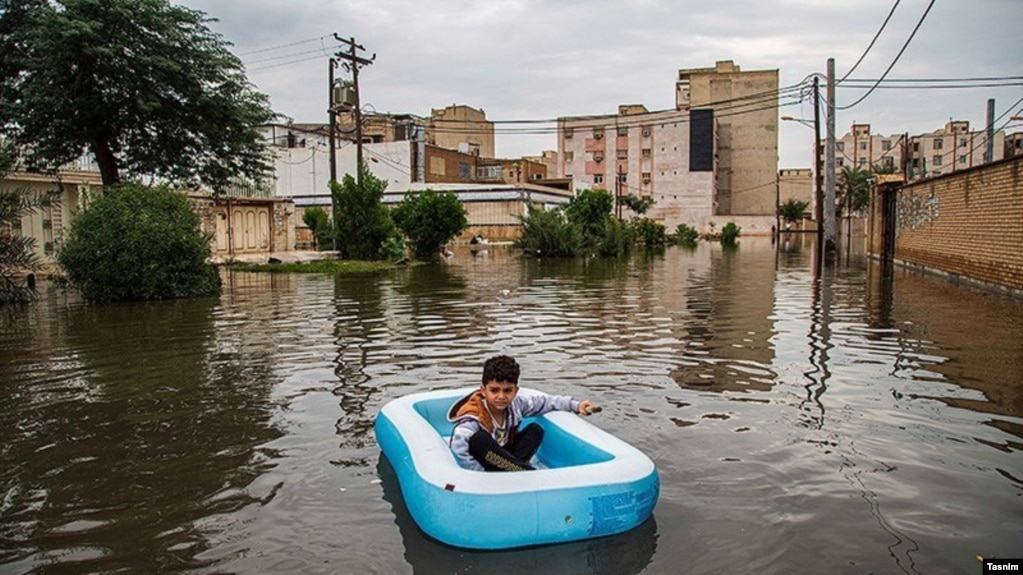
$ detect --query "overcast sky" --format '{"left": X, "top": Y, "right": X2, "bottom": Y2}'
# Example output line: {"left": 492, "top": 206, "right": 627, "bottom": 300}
{"left": 184, "top": 0, "right": 1022, "bottom": 168}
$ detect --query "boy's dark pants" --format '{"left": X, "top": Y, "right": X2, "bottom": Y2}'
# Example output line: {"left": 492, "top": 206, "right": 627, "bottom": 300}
{"left": 468, "top": 422, "right": 544, "bottom": 472}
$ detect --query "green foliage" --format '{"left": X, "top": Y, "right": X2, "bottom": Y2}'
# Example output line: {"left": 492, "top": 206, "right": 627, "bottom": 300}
{"left": 332, "top": 164, "right": 395, "bottom": 260}
{"left": 0, "top": 0, "right": 276, "bottom": 189}
{"left": 596, "top": 217, "right": 633, "bottom": 256}
{"left": 391, "top": 188, "right": 468, "bottom": 260}
{"left": 673, "top": 223, "right": 700, "bottom": 247}
{"left": 779, "top": 198, "right": 811, "bottom": 223}
{"left": 302, "top": 206, "right": 333, "bottom": 250}
{"left": 378, "top": 233, "right": 406, "bottom": 261}
{"left": 566, "top": 188, "right": 614, "bottom": 242}
{"left": 515, "top": 204, "right": 581, "bottom": 257}
{"left": 719, "top": 222, "right": 741, "bottom": 246}
{"left": 838, "top": 166, "right": 871, "bottom": 216}
{"left": 634, "top": 217, "right": 666, "bottom": 249}
{"left": 56, "top": 183, "right": 221, "bottom": 302}
{"left": 619, "top": 194, "right": 654, "bottom": 216}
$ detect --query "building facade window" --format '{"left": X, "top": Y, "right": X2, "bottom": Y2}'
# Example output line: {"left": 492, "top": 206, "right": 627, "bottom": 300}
{"left": 642, "top": 172, "right": 651, "bottom": 185}
{"left": 564, "top": 151, "right": 573, "bottom": 162}
{"left": 960, "top": 138, "right": 969, "bottom": 148}
{"left": 959, "top": 155, "right": 968, "bottom": 164}
{"left": 882, "top": 140, "right": 892, "bottom": 151}
{"left": 859, "top": 141, "right": 867, "bottom": 151}
{"left": 594, "top": 174, "right": 604, "bottom": 184}
{"left": 617, "top": 149, "right": 628, "bottom": 159}
{"left": 564, "top": 128, "right": 573, "bottom": 138}
{"left": 593, "top": 127, "right": 604, "bottom": 139}
{"left": 933, "top": 139, "right": 943, "bottom": 150}
{"left": 642, "top": 148, "right": 651, "bottom": 159}
{"left": 933, "top": 155, "right": 942, "bottom": 166}
{"left": 617, "top": 127, "right": 628, "bottom": 137}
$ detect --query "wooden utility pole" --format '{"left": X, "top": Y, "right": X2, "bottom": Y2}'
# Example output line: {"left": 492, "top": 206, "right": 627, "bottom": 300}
{"left": 813, "top": 76, "right": 823, "bottom": 261}
{"left": 824, "top": 58, "right": 837, "bottom": 256}
{"left": 333, "top": 34, "right": 375, "bottom": 186}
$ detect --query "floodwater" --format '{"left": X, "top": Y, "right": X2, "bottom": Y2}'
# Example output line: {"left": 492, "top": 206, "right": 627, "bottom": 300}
{"left": 1, "top": 236, "right": 1020, "bottom": 575}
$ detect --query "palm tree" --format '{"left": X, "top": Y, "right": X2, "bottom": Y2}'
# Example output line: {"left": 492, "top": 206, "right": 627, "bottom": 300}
{"left": 837, "top": 166, "right": 871, "bottom": 217}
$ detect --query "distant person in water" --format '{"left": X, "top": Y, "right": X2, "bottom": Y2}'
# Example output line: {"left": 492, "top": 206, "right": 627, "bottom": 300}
{"left": 447, "top": 355, "right": 599, "bottom": 471}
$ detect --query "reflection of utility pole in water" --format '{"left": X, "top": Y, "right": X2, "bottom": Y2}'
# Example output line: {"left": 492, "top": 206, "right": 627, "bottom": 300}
{"left": 802, "top": 258, "right": 834, "bottom": 428}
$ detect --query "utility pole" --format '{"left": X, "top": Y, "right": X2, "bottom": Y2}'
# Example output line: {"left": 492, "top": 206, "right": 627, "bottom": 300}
{"left": 824, "top": 58, "right": 837, "bottom": 255}
{"left": 985, "top": 98, "right": 995, "bottom": 164}
{"left": 333, "top": 34, "right": 375, "bottom": 186}
{"left": 328, "top": 58, "right": 339, "bottom": 184}
{"left": 813, "top": 75, "right": 823, "bottom": 258}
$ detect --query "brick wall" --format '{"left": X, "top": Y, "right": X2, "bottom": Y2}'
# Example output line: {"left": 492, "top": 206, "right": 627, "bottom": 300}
{"left": 889, "top": 156, "right": 1022, "bottom": 291}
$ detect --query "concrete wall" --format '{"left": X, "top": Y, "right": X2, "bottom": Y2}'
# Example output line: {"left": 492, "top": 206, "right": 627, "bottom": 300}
{"left": 872, "top": 156, "right": 1022, "bottom": 293}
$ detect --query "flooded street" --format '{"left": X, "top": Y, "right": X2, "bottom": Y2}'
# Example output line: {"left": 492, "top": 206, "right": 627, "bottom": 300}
{"left": 1, "top": 236, "right": 1021, "bottom": 574}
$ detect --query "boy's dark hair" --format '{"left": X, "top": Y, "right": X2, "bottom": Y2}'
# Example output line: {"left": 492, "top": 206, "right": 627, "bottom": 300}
{"left": 482, "top": 355, "right": 520, "bottom": 386}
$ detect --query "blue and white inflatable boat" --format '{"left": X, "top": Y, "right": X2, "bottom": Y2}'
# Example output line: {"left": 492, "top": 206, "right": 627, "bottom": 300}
{"left": 374, "top": 387, "right": 659, "bottom": 549}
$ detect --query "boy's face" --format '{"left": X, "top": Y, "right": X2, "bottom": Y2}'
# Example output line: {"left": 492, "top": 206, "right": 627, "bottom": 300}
{"left": 481, "top": 380, "right": 518, "bottom": 413}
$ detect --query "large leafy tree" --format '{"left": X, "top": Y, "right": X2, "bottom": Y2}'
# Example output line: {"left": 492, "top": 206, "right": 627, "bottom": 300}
{"left": 0, "top": 0, "right": 275, "bottom": 191}
{"left": 392, "top": 189, "right": 468, "bottom": 260}
{"left": 332, "top": 164, "right": 395, "bottom": 260}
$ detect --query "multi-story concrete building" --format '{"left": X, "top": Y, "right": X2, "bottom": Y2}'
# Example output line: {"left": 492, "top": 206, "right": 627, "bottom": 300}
{"left": 778, "top": 168, "right": 814, "bottom": 216}
{"left": 429, "top": 105, "right": 495, "bottom": 159}
{"left": 824, "top": 123, "right": 904, "bottom": 174}
{"left": 338, "top": 104, "right": 495, "bottom": 160}
{"left": 908, "top": 121, "right": 1004, "bottom": 179}
{"left": 819, "top": 121, "right": 1005, "bottom": 181}
{"left": 676, "top": 60, "right": 779, "bottom": 217}
{"left": 557, "top": 104, "right": 716, "bottom": 231}
{"left": 1006, "top": 132, "right": 1023, "bottom": 158}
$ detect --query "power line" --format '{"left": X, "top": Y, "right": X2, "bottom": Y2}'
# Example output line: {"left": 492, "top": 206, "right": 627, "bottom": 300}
{"left": 839, "top": 0, "right": 902, "bottom": 84}
{"left": 238, "top": 35, "right": 330, "bottom": 57}
{"left": 838, "top": 0, "right": 936, "bottom": 111}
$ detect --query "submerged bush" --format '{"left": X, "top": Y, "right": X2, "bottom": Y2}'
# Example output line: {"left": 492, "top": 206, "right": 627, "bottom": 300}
{"left": 392, "top": 188, "right": 468, "bottom": 259}
{"left": 634, "top": 218, "right": 667, "bottom": 249}
{"left": 57, "top": 184, "right": 220, "bottom": 302}
{"left": 719, "top": 221, "right": 741, "bottom": 246}
{"left": 516, "top": 204, "right": 581, "bottom": 257}
{"left": 674, "top": 223, "right": 700, "bottom": 247}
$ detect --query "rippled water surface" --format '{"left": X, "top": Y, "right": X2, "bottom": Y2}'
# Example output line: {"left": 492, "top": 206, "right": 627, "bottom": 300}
{"left": 2, "top": 237, "right": 1021, "bottom": 574}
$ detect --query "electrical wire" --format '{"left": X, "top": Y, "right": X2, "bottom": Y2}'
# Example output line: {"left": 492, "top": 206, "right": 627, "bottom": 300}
{"left": 839, "top": 0, "right": 902, "bottom": 84}
{"left": 237, "top": 35, "right": 331, "bottom": 57}
{"left": 838, "top": 0, "right": 936, "bottom": 111}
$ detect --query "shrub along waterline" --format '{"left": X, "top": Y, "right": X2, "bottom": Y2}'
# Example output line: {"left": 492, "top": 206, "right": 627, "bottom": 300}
{"left": 57, "top": 183, "right": 220, "bottom": 302}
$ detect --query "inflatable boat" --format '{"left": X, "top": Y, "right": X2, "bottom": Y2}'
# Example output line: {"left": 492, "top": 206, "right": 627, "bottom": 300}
{"left": 374, "top": 387, "right": 659, "bottom": 549}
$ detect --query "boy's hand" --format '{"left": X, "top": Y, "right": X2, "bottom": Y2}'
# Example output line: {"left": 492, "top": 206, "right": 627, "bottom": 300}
{"left": 579, "top": 400, "right": 602, "bottom": 415}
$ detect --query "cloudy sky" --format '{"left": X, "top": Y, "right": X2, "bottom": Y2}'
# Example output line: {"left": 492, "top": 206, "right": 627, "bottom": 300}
{"left": 185, "top": 0, "right": 1022, "bottom": 168}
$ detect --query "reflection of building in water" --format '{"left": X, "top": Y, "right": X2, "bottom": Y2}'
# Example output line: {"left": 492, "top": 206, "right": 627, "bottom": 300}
{"left": 664, "top": 241, "right": 779, "bottom": 394}
{"left": 866, "top": 265, "right": 1023, "bottom": 423}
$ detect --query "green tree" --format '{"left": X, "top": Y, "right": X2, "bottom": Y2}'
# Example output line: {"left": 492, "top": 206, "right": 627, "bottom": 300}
{"left": 0, "top": 0, "right": 275, "bottom": 190}
{"left": 392, "top": 189, "right": 468, "bottom": 260}
{"left": 56, "top": 183, "right": 220, "bottom": 302}
{"left": 0, "top": 141, "right": 54, "bottom": 304}
{"left": 838, "top": 166, "right": 871, "bottom": 216}
{"left": 779, "top": 198, "right": 810, "bottom": 224}
{"left": 332, "top": 164, "right": 394, "bottom": 260}
{"left": 302, "top": 206, "right": 333, "bottom": 250}
{"left": 515, "top": 204, "right": 581, "bottom": 257}
{"left": 619, "top": 194, "right": 654, "bottom": 216}
{"left": 565, "top": 188, "right": 615, "bottom": 241}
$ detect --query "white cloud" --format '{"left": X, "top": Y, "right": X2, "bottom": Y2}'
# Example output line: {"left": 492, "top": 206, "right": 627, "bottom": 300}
{"left": 186, "top": 0, "right": 1023, "bottom": 164}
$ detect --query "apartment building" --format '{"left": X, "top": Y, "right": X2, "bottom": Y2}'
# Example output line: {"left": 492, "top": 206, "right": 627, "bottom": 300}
{"left": 824, "top": 123, "right": 904, "bottom": 174}
{"left": 819, "top": 121, "right": 1006, "bottom": 181}
{"left": 337, "top": 104, "right": 495, "bottom": 159}
{"left": 676, "top": 60, "right": 779, "bottom": 216}
{"left": 557, "top": 104, "right": 716, "bottom": 230}
{"left": 908, "top": 121, "right": 1004, "bottom": 179}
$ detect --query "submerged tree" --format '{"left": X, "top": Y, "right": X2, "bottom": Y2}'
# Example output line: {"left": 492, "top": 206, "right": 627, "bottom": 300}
{"left": 332, "top": 164, "right": 394, "bottom": 260}
{"left": 838, "top": 166, "right": 872, "bottom": 216}
{"left": 0, "top": 0, "right": 275, "bottom": 191}
{"left": 392, "top": 189, "right": 468, "bottom": 260}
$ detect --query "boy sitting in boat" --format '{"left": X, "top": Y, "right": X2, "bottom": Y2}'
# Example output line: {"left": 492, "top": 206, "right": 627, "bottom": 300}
{"left": 447, "top": 355, "right": 599, "bottom": 471}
